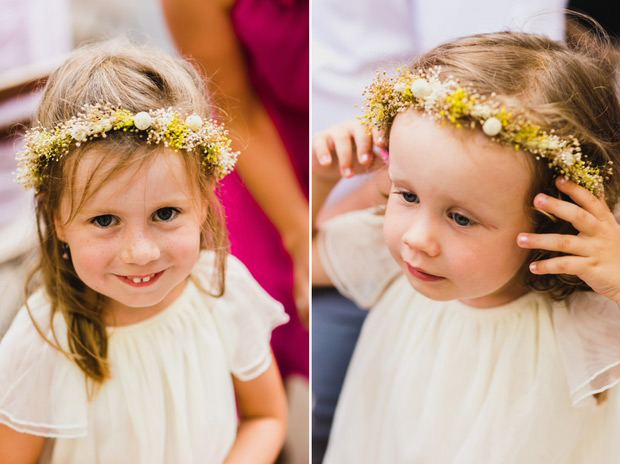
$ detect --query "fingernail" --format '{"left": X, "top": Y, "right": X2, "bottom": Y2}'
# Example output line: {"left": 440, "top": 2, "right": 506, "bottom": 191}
{"left": 320, "top": 155, "right": 331, "bottom": 165}
{"left": 529, "top": 262, "right": 537, "bottom": 272}
{"left": 558, "top": 176, "right": 566, "bottom": 184}
{"left": 377, "top": 147, "right": 390, "bottom": 163}
{"left": 535, "top": 194, "right": 546, "bottom": 206}
{"left": 518, "top": 234, "right": 528, "bottom": 245}
{"left": 360, "top": 154, "right": 370, "bottom": 163}
{"left": 376, "top": 136, "right": 384, "bottom": 144}
{"left": 343, "top": 168, "right": 353, "bottom": 177}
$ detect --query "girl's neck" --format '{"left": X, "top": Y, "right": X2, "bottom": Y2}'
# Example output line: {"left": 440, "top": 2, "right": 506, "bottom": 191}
{"left": 458, "top": 279, "right": 530, "bottom": 309}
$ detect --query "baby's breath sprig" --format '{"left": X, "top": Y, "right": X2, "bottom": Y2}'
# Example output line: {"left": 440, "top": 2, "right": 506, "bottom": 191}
{"left": 16, "top": 103, "right": 239, "bottom": 191}
{"left": 361, "top": 66, "right": 610, "bottom": 196}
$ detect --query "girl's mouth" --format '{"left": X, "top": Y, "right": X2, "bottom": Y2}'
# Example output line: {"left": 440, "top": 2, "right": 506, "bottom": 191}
{"left": 118, "top": 271, "right": 164, "bottom": 287}
{"left": 406, "top": 264, "right": 445, "bottom": 282}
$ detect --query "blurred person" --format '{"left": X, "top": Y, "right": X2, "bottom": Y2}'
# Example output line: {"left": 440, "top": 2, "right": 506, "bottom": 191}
{"left": 162, "top": 0, "right": 309, "bottom": 462}
{"left": 311, "top": 1, "right": 566, "bottom": 461}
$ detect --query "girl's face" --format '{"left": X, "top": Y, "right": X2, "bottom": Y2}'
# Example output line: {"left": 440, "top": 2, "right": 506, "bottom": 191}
{"left": 55, "top": 149, "right": 205, "bottom": 325}
{"left": 384, "top": 111, "right": 534, "bottom": 308}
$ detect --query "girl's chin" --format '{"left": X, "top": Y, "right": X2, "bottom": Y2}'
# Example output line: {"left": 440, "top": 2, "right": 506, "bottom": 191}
{"left": 406, "top": 277, "right": 454, "bottom": 301}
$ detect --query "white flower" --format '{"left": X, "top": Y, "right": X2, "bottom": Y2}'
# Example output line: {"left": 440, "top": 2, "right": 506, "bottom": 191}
{"left": 158, "top": 113, "right": 173, "bottom": 128}
{"left": 186, "top": 115, "right": 203, "bottom": 131}
{"left": 469, "top": 105, "right": 492, "bottom": 119}
{"left": 393, "top": 82, "right": 407, "bottom": 93}
{"left": 559, "top": 152, "right": 577, "bottom": 166}
{"left": 133, "top": 112, "right": 152, "bottom": 130}
{"left": 92, "top": 119, "right": 113, "bottom": 133}
{"left": 482, "top": 117, "right": 502, "bottom": 136}
{"left": 70, "top": 126, "right": 88, "bottom": 142}
{"left": 539, "top": 138, "right": 561, "bottom": 151}
{"left": 410, "top": 79, "right": 432, "bottom": 99}
{"left": 102, "top": 119, "right": 113, "bottom": 132}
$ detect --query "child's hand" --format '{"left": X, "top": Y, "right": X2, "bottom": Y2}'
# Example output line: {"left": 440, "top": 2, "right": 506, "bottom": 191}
{"left": 517, "top": 177, "right": 620, "bottom": 306}
{"left": 312, "top": 119, "right": 387, "bottom": 180}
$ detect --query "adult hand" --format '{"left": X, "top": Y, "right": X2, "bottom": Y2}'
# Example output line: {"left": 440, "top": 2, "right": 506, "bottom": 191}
{"left": 517, "top": 177, "right": 620, "bottom": 307}
{"left": 312, "top": 119, "right": 387, "bottom": 181}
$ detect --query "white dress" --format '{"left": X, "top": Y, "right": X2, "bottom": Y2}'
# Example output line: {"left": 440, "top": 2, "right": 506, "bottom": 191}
{"left": 0, "top": 251, "right": 289, "bottom": 463}
{"left": 318, "top": 208, "right": 620, "bottom": 463}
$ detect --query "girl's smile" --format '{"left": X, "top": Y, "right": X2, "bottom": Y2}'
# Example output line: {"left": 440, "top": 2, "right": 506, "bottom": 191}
{"left": 384, "top": 111, "right": 535, "bottom": 308}
{"left": 117, "top": 270, "right": 165, "bottom": 286}
{"left": 55, "top": 149, "right": 205, "bottom": 326}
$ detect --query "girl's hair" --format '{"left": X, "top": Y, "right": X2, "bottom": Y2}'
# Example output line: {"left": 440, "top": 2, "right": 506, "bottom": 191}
{"left": 27, "top": 40, "right": 229, "bottom": 384}
{"left": 405, "top": 28, "right": 620, "bottom": 300}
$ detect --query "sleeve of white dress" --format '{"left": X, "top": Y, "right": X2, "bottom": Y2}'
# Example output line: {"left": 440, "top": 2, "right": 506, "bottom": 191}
{"left": 194, "top": 253, "right": 289, "bottom": 382}
{"left": 553, "top": 291, "right": 620, "bottom": 406}
{"left": 316, "top": 207, "right": 402, "bottom": 309}
{"left": 0, "top": 290, "right": 88, "bottom": 437}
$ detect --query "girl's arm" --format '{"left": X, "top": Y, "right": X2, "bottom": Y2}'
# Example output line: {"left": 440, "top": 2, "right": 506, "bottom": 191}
{"left": 162, "top": 0, "right": 309, "bottom": 325}
{"left": 0, "top": 424, "right": 46, "bottom": 464}
{"left": 312, "top": 119, "right": 386, "bottom": 285}
{"left": 517, "top": 177, "right": 620, "bottom": 309}
{"left": 224, "top": 354, "right": 287, "bottom": 464}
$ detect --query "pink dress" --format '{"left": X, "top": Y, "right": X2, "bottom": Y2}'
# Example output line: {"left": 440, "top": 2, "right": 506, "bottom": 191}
{"left": 221, "top": 0, "right": 309, "bottom": 379}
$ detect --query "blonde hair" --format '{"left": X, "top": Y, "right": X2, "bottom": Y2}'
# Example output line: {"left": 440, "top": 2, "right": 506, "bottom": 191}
{"left": 27, "top": 40, "right": 229, "bottom": 384}
{"left": 400, "top": 29, "right": 620, "bottom": 299}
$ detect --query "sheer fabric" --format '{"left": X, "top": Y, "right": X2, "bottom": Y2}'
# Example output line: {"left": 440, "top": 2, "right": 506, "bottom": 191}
{"left": 318, "top": 208, "right": 620, "bottom": 463}
{"left": 0, "top": 252, "right": 288, "bottom": 463}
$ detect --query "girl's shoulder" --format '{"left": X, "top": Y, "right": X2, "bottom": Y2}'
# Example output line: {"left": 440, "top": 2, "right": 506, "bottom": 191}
{"left": 0, "top": 289, "right": 88, "bottom": 438}
{"left": 191, "top": 250, "right": 289, "bottom": 381}
{"left": 317, "top": 207, "right": 402, "bottom": 309}
{"left": 552, "top": 291, "right": 620, "bottom": 406}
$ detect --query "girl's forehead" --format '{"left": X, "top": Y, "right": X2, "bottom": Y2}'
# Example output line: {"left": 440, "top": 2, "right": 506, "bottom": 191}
{"left": 61, "top": 147, "right": 199, "bottom": 214}
{"left": 389, "top": 112, "right": 533, "bottom": 206}
{"left": 71, "top": 147, "right": 191, "bottom": 189}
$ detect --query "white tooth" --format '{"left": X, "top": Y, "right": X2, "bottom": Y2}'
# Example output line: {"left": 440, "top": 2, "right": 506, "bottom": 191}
{"left": 132, "top": 277, "right": 141, "bottom": 283}
{"left": 142, "top": 275, "right": 152, "bottom": 282}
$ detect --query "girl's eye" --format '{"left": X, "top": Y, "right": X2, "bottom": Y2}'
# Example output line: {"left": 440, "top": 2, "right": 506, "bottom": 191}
{"left": 399, "top": 191, "right": 419, "bottom": 203}
{"left": 152, "top": 207, "right": 179, "bottom": 222}
{"left": 448, "top": 212, "right": 475, "bottom": 227}
{"left": 92, "top": 215, "right": 118, "bottom": 227}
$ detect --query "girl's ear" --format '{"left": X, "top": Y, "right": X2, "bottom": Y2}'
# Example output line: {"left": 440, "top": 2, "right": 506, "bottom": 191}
{"left": 54, "top": 213, "right": 66, "bottom": 242}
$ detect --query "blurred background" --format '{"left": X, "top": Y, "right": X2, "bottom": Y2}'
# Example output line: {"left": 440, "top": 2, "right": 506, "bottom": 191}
{"left": 0, "top": 1, "right": 309, "bottom": 463}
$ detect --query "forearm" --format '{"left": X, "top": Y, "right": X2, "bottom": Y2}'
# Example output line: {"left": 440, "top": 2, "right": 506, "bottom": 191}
{"left": 312, "top": 174, "right": 340, "bottom": 234}
{"left": 223, "top": 417, "right": 286, "bottom": 464}
{"left": 311, "top": 174, "right": 338, "bottom": 287}
{"left": 232, "top": 103, "right": 308, "bottom": 249}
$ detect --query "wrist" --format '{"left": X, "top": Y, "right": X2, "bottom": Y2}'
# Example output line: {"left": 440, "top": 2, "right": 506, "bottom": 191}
{"left": 280, "top": 211, "right": 309, "bottom": 255}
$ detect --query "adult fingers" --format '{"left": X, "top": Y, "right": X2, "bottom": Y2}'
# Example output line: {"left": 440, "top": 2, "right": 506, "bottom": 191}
{"left": 352, "top": 122, "right": 374, "bottom": 165}
{"left": 312, "top": 132, "right": 334, "bottom": 167}
{"left": 517, "top": 232, "right": 589, "bottom": 256}
{"left": 528, "top": 255, "right": 588, "bottom": 276}
{"left": 555, "top": 177, "right": 613, "bottom": 221}
{"left": 372, "top": 127, "right": 388, "bottom": 148}
{"left": 331, "top": 130, "right": 356, "bottom": 177}
{"left": 533, "top": 193, "right": 599, "bottom": 236}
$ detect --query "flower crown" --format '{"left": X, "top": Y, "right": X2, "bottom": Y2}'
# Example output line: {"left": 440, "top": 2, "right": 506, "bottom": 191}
{"left": 16, "top": 103, "right": 239, "bottom": 191}
{"left": 361, "top": 66, "right": 612, "bottom": 195}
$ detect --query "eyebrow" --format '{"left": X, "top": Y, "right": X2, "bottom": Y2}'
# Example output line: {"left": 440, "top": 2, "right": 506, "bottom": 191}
{"left": 78, "top": 196, "right": 192, "bottom": 214}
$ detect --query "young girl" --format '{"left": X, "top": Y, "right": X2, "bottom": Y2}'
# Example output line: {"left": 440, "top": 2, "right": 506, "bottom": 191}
{"left": 0, "top": 41, "right": 289, "bottom": 463}
{"left": 313, "top": 30, "right": 620, "bottom": 462}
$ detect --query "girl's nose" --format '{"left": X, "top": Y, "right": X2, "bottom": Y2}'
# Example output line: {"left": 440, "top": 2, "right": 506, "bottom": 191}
{"left": 119, "top": 230, "right": 161, "bottom": 265}
{"left": 402, "top": 216, "right": 440, "bottom": 258}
